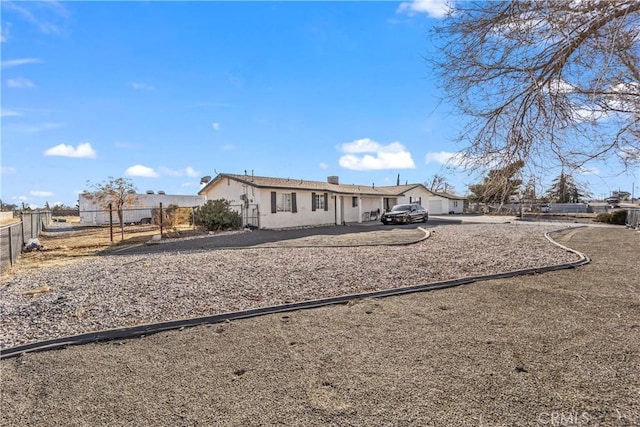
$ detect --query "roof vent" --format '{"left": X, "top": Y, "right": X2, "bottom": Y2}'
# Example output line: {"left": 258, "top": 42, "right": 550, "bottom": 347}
{"left": 146, "top": 190, "right": 154, "bottom": 195}
{"left": 157, "top": 190, "right": 165, "bottom": 195}
{"left": 327, "top": 176, "right": 339, "bottom": 185}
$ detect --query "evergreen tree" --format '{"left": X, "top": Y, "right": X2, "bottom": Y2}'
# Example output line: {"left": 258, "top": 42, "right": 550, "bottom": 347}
{"left": 546, "top": 173, "right": 590, "bottom": 203}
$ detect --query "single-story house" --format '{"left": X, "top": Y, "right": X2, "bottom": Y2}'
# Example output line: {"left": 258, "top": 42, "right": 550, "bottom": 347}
{"left": 198, "top": 173, "right": 466, "bottom": 229}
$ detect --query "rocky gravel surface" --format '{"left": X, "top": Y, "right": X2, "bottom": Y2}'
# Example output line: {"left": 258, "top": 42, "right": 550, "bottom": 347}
{"left": 0, "top": 223, "right": 580, "bottom": 349}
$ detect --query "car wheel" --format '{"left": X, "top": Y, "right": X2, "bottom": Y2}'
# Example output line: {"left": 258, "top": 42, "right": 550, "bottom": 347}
{"left": 422, "top": 215, "right": 428, "bottom": 223}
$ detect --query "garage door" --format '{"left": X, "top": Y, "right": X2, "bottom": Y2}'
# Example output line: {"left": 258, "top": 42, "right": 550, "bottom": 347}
{"left": 428, "top": 200, "right": 445, "bottom": 215}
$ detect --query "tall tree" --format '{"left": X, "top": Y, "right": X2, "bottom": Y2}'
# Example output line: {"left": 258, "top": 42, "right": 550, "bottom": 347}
{"left": 546, "top": 172, "right": 590, "bottom": 203}
{"left": 425, "top": 174, "right": 456, "bottom": 194}
{"left": 84, "top": 177, "right": 138, "bottom": 240}
{"left": 0, "top": 200, "right": 18, "bottom": 212}
{"left": 467, "top": 160, "right": 524, "bottom": 211}
{"left": 433, "top": 1, "right": 640, "bottom": 172}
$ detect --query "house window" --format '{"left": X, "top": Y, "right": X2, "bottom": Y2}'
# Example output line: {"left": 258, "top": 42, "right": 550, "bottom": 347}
{"left": 454, "top": 201, "right": 458, "bottom": 208}
{"left": 311, "top": 192, "right": 329, "bottom": 211}
{"left": 271, "top": 192, "right": 297, "bottom": 213}
{"left": 352, "top": 197, "right": 358, "bottom": 207}
{"left": 278, "top": 193, "right": 292, "bottom": 212}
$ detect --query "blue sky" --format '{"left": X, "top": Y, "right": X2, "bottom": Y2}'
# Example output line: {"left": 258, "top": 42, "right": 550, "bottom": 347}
{"left": 1, "top": 0, "right": 638, "bottom": 208}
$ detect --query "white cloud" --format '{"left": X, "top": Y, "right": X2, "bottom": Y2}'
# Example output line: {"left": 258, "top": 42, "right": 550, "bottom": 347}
{"left": 220, "top": 143, "right": 235, "bottom": 151}
{"left": 11, "top": 122, "right": 66, "bottom": 133}
{"left": 425, "top": 151, "right": 472, "bottom": 168}
{"left": 397, "top": 0, "right": 452, "bottom": 18}
{"left": 7, "top": 77, "right": 35, "bottom": 88}
{"left": 425, "top": 151, "right": 457, "bottom": 164}
{"left": 319, "top": 162, "right": 329, "bottom": 170}
{"left": 184, "top": 166, "right": 199, "bottom": 177}
{"left": 44, "top": 142, "right": 97, "bottom": 158}
{"left": 13, "top": 196, "right": 28, "bottom": 202}
{"left": 338, "top": 138, "right": 416, "bottom": 171}
{"left": 1, "top": 166, "right": 17, "bottom": 174}
{"left": 212, "top": 122, "right": 220, "bottom": 131}
{"left": 577, "top": 166, "right": 600, "bottom": 176}
{"left": 2, "top": 1, "right": 69, "bottom": 35}
{"left": 0, "top": 109, "right": 21, "bottom": 117}
{"left": 159, "top": 166, "right": 199, "bottom": 178}
{"left": 1, "top": 58, "right": 42, "bottom": 68}
{"left": 30, "top": 190, "right": 54, "bottom": 197}
{"left": 125, "top": 164, "right": 159, "bottom": 178}
{"left": 131, "top": 82, "right": 155, "bottom": 90}
{"left": 1, "top": 23, "right": 10, "bottom": 42}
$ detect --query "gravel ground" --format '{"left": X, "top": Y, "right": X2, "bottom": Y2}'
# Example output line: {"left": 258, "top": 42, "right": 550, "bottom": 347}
{"left": 1, "top": 225, "right": 638, "bottom": 426}
{"left": 0, "top": 223, "right": 578, "bottom": 349}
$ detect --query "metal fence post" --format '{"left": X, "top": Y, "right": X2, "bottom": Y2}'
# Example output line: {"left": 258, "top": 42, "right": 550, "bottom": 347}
{"left": 159, "top": 202, "right": 163, "bottom": 236}
{"left": 109, "top": 203, "right": 113, "bottom": 242}
{"left": 20, "top": 212, "right": 25, "bottom": 245}
{"left": 8, "top": 226, "right": 13, "bottom": 267}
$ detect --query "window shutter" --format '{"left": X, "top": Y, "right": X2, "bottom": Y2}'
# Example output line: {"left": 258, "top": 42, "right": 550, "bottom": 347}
{"left": 271, "top": 192, "right": 277, "bottom": 213}
{"left": 292, "top": 192, "right": 297, "bottom": 213}
{"left": 324, "top": 193, "right": 328, "bottom": 211}
{"left": 312, "top": 192, "right": 316, "bottom": 211}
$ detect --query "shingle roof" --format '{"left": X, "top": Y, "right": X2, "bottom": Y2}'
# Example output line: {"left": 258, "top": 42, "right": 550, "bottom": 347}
{"left": 433, "top": 191, "right": 466, "bottom": 200}
{"left": 199, "top": 173, "right": 414, "bottom": 197}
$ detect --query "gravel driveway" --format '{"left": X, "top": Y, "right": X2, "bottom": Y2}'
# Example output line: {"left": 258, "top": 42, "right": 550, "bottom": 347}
{"left": 2, "top": 224, "right": 638, "bottom": 426}
{"left": 1, "top": 223, "right": 577, "bottom": 349}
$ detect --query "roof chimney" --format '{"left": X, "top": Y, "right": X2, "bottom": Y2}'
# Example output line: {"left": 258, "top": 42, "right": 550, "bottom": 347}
{"left": 327, "top": 176, "right": 339, "bottom": 185}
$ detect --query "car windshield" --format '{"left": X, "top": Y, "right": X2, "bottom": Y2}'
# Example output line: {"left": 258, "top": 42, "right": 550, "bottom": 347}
{"left": 391, "top": 205, "right": 414, "bottom": 212}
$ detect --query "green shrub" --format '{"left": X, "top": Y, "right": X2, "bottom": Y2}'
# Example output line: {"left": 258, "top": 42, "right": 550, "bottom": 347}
{"left": 595, "top": 210, "right": 627, "bottom": 225}
{"left": 194, "top": 199, "right": 242, "bottom": 231}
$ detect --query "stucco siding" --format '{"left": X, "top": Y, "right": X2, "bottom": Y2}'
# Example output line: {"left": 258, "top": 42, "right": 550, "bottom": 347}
{"left": 447, "top": 199, "right": 464, "bottom": 214}
{"left": 428, "top": 197, "right": 447, "bottom": 215}
{"left": 202, "top": 178, "right": 251, "bottom": 205}
{"left": 260, "top": 188, "right": 335, "bottom": 229}
{"left": 396, "top": 187, "right": 432, "bottom": 209}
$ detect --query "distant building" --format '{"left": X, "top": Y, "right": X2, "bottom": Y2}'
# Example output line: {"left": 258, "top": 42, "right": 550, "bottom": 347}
{"left": 78, "top": 192, "right": 204, "bottom": 225}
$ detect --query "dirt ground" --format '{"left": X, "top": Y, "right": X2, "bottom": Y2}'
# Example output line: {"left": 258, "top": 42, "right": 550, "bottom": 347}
{"left": 4, "top": 219, "right": 206, "bottom": 275}
{"left": 1, "top": 226, "right": 639, "bottom": 426}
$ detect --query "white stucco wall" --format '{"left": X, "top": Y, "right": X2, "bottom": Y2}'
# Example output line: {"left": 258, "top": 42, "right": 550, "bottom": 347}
{"left": 259, "top": 188, "right": 336, "bottom": 229}
{"left": 447, "top": 199, "right": 464, "bottom": 214}
{"left": 427, "top": 197, "right": 448, "bottom": 215}
{"left": 202, "top": 176, "right": 263, "bottom": 206}
{"left": 396, "top": 187, "right": 433, "bottom": 211}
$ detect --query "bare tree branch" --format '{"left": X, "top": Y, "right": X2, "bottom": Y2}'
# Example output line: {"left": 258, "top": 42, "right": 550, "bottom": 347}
{"left": 433, "top": 0, "right": 640, "bottom": 175}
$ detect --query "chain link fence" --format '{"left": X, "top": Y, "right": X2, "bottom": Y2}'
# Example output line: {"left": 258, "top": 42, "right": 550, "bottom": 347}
{"left": 1, "top": 211, "right": 52, "bottom": 273}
